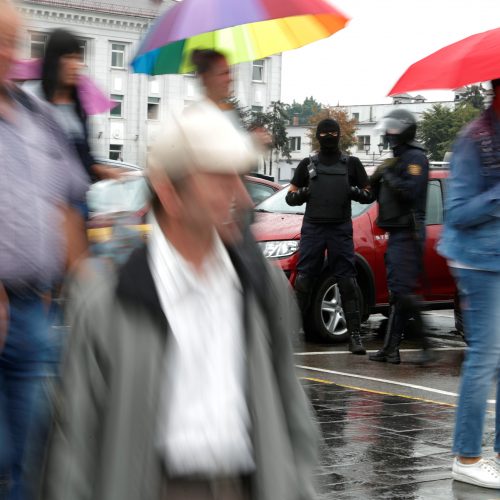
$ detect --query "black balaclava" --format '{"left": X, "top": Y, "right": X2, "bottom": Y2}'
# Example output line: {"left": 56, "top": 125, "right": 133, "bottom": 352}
{"left": 316, "top": 118, "right": 340, "bottom": 152}
{"left": 316, "top": 118, "right": 341, "bottom": 164}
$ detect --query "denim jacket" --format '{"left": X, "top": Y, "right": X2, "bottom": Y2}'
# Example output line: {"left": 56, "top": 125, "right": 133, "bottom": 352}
{"left": 438, "top": 107, "right": 500, "bottom": 272}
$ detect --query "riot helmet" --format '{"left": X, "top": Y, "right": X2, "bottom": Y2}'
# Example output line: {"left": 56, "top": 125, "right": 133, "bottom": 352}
{"left": 379, "top": 109, "right": 417, "bottom": 149}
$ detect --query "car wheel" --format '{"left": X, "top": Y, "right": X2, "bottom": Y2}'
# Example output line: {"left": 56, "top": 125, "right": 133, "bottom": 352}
{"left": 305, "top": 274, "right": 352, "bottom": 343}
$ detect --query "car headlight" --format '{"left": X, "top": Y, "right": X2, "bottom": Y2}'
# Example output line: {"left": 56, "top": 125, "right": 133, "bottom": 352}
{"left": 259, "top": 240, "right": 299, "bottom": 259}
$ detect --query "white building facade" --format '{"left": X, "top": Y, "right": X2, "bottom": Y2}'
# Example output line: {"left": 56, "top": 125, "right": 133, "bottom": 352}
{"left": 277, "top": 96, "right": 456, "bottom": 182}
{"left": 18, "top": 0, "right": 282, "bottom": 168}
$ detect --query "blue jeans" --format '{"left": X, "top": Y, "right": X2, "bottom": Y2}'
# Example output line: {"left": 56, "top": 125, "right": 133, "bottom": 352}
{"left": 0, "top": 291, "right": 54, "bottom": 500}
{"left": 453, "top": 268, "right": 500, "bottom": 457}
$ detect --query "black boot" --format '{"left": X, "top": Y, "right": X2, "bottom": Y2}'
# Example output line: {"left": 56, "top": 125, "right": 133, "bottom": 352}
{"left": 338, "top": 278, "right": 366, "bottom": 355}
{"left": 349, "top": 331, "right": 366, "bottom": 355}
{"left": 369, "top": 305, "right": 401, "bottom": 364}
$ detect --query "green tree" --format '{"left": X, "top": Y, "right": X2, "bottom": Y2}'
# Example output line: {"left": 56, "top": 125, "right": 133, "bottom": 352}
{"left": 286, "top": 96, "right": 323, "bottom": 125}
{"left": 307, "top": 106, "right": 357, "bottom": 152}
{"left": 455, "top": 84, "right": 485, "bottom": 111}
{"left": 418, "top": 103, "right": 480, "bottom": 160}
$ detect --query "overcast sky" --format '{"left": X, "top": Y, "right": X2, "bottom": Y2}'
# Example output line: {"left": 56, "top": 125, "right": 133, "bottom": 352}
{"left": 281, "top": 0, "right": 499, "bottom": 106}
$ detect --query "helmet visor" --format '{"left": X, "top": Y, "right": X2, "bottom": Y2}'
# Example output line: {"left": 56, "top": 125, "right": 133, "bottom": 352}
{"left": 376, "top": 116, "right": 407, "bottom": 135}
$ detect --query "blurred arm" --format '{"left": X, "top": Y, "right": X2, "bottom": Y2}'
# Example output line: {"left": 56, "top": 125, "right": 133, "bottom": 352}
{"left": 62, "top": 204, "right": 88, "bottom": 272}
{"left": 444, "top": 136, "right": 500, "bottom": 229}
{"left": 268, "top": 268, "right": 319, "bottom": 500}
{"left": 41, "top": 281, "right": 108, "bottom": 499}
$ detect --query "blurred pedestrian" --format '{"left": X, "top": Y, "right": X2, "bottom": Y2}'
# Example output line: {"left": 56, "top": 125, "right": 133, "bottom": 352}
{"left": 285, "top": 118, "right": 373, "bottom": 353}
{"left": 439, "top": 79, "right": 500, "bottom": 489}
{"left": 38, "top": 30, "right": 121, "bottom": 196}
{"left": 0, "top": 2, "right": 88, "bottom": 498}
{"left": 369, "top": 109, "right": 430, "bottom": 365}
{"left": 41, "top": 102, "right": 319, "bottom": 500}
{"left": 191, "top": 49, "right": 272, "bottom": 150}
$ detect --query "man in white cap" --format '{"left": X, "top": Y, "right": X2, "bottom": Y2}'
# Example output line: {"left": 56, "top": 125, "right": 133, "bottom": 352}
{"left": 41, "top": 103, "right": 319, "bottom": 500}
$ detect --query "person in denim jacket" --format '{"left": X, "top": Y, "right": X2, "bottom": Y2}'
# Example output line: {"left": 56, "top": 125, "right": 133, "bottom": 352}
{"left": 439, "top": 79, "right": 500, "bottom": 489}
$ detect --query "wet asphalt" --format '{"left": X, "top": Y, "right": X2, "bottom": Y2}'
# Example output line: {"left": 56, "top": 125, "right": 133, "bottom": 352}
{"left": 297, "top": 311, "right": 500, "bottom": 499}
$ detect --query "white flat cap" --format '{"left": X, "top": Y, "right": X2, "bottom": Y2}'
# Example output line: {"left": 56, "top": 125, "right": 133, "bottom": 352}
{"left": 148, "top": 99, "right": 257, "bottom": 180}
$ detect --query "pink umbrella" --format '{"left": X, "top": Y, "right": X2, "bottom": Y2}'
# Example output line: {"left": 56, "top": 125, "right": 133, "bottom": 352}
{"left": 8, "top": 58, "right": 116, "bottom": 115}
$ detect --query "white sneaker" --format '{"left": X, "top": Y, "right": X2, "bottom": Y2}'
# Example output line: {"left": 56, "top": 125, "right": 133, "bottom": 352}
{"left": 452, "top": 458, "right": 500, "bottom": 489}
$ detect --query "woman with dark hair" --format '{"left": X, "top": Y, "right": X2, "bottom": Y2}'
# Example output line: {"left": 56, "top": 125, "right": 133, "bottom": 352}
{"left": 40, "top": 29, "right": 120, "bottom": 189}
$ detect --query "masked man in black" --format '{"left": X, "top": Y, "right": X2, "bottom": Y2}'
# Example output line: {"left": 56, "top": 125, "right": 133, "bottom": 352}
{"left": 286, "top": 118, "right": 373, "bottom": 354}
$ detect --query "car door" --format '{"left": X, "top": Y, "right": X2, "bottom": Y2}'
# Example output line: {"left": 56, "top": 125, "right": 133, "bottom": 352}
{"left": 422, "top": 178, "right": 454, "bottom": 300}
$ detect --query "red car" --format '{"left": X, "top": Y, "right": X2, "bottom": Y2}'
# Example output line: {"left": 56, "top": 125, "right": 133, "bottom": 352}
{"left": 252, "top": 167, "right": 458, "bottom": 343}
{"left": 244, "top": 174, "right": 282, "bottom": 205}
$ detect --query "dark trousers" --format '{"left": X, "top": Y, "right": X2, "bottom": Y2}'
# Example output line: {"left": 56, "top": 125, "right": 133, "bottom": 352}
{"left": 297, "top": 220, "right": 356, "bottom": 279}
{"left": 385, "top": 228, "right": 426, "bottom": 344}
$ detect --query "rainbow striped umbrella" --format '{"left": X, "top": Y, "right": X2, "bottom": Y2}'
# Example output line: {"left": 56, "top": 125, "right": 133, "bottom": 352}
{"left": 132, "top": 0, "right": 349, "bottom": 75}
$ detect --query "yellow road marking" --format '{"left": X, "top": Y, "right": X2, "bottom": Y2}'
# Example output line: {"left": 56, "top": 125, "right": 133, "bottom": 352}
{"left": 301, "top": 376, "right": 457, "bottom": 407}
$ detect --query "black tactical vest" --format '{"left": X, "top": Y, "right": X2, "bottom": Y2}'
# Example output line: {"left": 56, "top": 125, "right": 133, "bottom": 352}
{"left": 304, "top": 155, "right": 351, "bottom": 223}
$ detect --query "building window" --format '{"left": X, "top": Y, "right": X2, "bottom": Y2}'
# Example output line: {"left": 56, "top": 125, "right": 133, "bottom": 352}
{"left": 289, "top": 136, "right": 302, "bottom": 152}
{"left": 78, "top": 39, "right": 87, "bottom": 64}
{"left": 352, "top": 113, "right": 359, "bottom": 123}
{"left": 30, "top": 33, "right": 86, "bottom": 62}
{"left": 252, "top": 59, "right": 265, "bottom": 81}
{"left": 381, "top": 135, "right": 390, "bottom": 150}
{"left": 109, "top": 144, "right": 123, "bottom": 161}
{"left": 111, "top": 43, "right": 126, "bottom": 68}
{"left": 30, "top": 33, "right": 48, "bottom": 59}
{"left": 251, "top": 105, "right": 263, "bottom": 112}
{"left": 147, "top": 97, "right": 160, "bottom": 120}
{"left": 357, "top": 135, "right": 370, "bottom": 152}
{"left": 110, "top": 94, "right": 123, "bottom": 117}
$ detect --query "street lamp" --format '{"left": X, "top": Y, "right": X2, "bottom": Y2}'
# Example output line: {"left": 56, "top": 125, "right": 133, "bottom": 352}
{"left": 365, "top": 143, "right": 385, "bottom": 165}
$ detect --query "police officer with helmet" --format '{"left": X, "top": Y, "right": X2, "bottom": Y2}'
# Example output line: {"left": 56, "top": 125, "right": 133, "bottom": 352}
{"left": 369, "top": 108, "right": 430, "bottom": 364}
{"left": 286, "top": 118, "right": 373, "bottom": 354}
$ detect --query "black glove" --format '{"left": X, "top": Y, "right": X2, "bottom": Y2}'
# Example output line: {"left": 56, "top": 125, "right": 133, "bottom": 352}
{"left": 285, "top": 187, "right": 310, "bottom": 206}
{"left": 350, "top": 186, "right": 374, "bottom": 204}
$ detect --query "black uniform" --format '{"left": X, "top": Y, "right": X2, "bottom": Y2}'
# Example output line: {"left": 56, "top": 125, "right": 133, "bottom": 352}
{"left": 292, "top": 153, "right": 369, "bottom": 279}
{"left": 286, "top": 118, "right": 373, "bottom": 354}
{"left": 369, "top": 109, "right": 430, "bottom": 364}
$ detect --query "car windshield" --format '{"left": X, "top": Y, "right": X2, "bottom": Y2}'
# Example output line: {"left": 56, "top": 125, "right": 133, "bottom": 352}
{"left": 255, "top": 186, "right": 370, "bottom": 218}
{"left": 87, "top": 176, "right": 150, "bottom": 215}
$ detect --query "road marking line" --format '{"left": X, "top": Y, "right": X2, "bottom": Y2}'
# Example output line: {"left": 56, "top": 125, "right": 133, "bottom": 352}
{"left": 296, "top": 364, "right": 496, "bottom": 405}
{"left": 301, "top": 377, "right": 457, "bottom": 407}
{"left": 423, "top": 311, "right": 455, "bottom": 317}
{"left": 295, "top": 347, "right": 465, "bottom": 356}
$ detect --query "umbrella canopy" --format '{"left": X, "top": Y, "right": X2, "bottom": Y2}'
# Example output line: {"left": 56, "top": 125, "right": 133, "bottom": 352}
{"left": 132, "top": 0, "right": 349, "bottom": 75}
{"left": 389, "top": 27, "right": 500, "bottom": 96}
{"left": 8, "top": 58, "right": 116, "bottom": 115}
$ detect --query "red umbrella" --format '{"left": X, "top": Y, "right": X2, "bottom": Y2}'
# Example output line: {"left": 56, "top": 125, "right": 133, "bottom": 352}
{"left": 389, "top": 27, "right": 500, "bottom": 95}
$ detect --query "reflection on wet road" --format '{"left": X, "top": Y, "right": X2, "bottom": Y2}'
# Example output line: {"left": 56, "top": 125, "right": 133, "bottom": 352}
{"left": 297, "top": 311, "right": 500, "bottom": 499}
{"left": 304, "top": 380, "right": 498, "bottom": 500}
